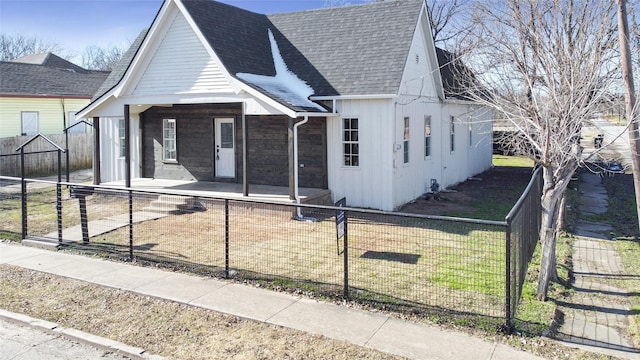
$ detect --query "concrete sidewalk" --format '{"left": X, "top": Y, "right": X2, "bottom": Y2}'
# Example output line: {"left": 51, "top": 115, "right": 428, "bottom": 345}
{"left": 552, "top": 172, "right": 640, "bottom": 359}
{"left": 0, "top": 242, "right": 543, "bottom": 360}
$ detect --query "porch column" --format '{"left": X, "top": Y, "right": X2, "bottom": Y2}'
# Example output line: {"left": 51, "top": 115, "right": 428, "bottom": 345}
{"left": 288, "top": 117, "right": 295, "bottom": 200}
{"left": 92, "top": 116, "right": 101, "bottom": 185}
{"left": 124, "top": 104, "right": 131, "bottom": 188}
{"left": 242, "top": 103, "right": 249, "bottom": 196}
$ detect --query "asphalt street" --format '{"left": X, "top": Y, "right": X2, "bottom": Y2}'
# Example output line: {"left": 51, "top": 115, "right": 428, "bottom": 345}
{"left": 0, "top": 318, "right": 129, "bottom": 360}
{"left": 584, "top": 118, "right": 632, "bottom": 169}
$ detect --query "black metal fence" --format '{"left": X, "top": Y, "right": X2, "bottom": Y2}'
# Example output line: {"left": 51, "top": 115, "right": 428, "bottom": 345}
{"left": 0, "top": 168, "right": 542, "bottom": 332}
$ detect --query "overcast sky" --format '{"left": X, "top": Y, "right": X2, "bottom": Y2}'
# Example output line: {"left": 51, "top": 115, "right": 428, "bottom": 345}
{"left": 0, "top": 0, "right": 365, "bottom": 63}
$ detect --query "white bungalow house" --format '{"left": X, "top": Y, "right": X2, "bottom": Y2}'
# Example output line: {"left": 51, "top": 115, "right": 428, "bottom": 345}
{"left": 77, "top": 0, "right": 493, "bottom": 211}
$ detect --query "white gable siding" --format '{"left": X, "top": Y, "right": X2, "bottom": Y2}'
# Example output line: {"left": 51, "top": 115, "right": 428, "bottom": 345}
{"left": 327, "top": 99, "right": 395, "bottom": 210}
{"left": 132, "top": 11, "right": 232, "bottom": 96}
{"left": 398, "top": 9, "right": 440, "bottom": 101}
{"left": 387, "top": 9, "right": 492, "bottom": 209}
{"left": 389, "top": 11, "right": 445, "bottom": 209}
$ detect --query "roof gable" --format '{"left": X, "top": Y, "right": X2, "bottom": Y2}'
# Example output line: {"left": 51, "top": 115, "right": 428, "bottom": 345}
{"left": 87, "top": 0, "right": 442, "bottom": 114}
{"left": 130, "top": 10, "right": 232, "bottom": 96}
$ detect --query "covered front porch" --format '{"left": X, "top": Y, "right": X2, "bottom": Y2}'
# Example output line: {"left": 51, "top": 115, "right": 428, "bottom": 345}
{"left": 102, "top": 177, "right": 333, "bottom": 205}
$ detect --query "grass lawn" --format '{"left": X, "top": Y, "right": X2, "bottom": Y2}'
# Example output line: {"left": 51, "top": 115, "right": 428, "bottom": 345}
{"left": 493, "top": 154, "right": 535, "bottom": 168}
{"left": 1, "top": 156, "right": 610, "bottom": 359}
{"left": 76, "top": 204, "right": 508, "bottom": 323}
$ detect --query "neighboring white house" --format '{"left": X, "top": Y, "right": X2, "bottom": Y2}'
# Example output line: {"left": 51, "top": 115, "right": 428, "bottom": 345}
{"left": 77, "top": 0, "right": 493, "bottom": 211}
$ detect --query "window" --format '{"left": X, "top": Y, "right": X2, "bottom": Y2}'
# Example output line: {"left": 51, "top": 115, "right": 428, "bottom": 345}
{"left": 67, "top": 112, "right": 87, "bottom": 134}
{"left": 469, "top": 123, "right": 473, "bottom": 147}
{"left": 118, "top": 119, "right": 126, "bottom": 158}
{"left": 450, "top": 116, "right": 455, "bottom": 153}
{"left": 424, "top": 116, "right": 431, "bottom": 157}
{"left": 403, "top": 117, "right": 410, "bottom": 164}
{"left": 21, "top": 112, "right": 39, "bottom": 136}
{"left": 342, "top": 118, "right": 359, "bottom": 167}
{"left": 163, "top": 119, "right": 177, "bottom": 161}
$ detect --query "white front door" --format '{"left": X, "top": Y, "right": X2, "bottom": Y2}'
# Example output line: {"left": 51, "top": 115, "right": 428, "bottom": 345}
{"left": 214, "top": 118, "right": 235, "bottom": 178}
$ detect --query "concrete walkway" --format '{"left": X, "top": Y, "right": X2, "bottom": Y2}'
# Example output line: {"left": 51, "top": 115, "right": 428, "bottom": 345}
{"left": 552, "top": 172, "right": 640, "bottom": 359}
{"left": 0, "top": 242, "right": 543, "bottom": 360}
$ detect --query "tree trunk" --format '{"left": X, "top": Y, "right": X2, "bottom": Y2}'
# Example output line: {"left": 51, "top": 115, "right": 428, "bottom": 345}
{"left": 537, "top": 193, "right": 559, "bottom": 300}
{"left": 617, "top": 0, "right": 640, "bottom": 234}
{"left": 536, "top": 166, "right": 573, "bottom": 300}
{"left": 557, "top": 192, "right": 567, "bottom": 231}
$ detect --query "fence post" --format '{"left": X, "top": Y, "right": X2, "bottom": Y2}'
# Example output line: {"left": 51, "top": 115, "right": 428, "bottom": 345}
{"left": 20, "top": 147, "right": 27, "bottom": 239}
{"left": 224, "top": 199, "right": 230, "bottom": 278}
{"left": 343, "top": 212, "right": 349, "bottom": 300}
{"left": 505, "top": 220, "right": 512, "bottom": 334}
{"left": 57, "top": 150, "right": 63, "bottom": 244}
{"left": 129, "top": 189, "right": 134, "bottom": 261}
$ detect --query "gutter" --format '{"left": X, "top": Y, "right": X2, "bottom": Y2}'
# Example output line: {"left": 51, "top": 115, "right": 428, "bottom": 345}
{"left": 311, "top": 94, "right": 397, "bottom": 101}
{"left": 293, "top": 115, "right": 309, "bottom": 220}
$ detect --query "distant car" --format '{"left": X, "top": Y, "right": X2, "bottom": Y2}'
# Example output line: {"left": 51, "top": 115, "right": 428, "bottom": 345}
{"left": 594, "top": 134, "right": 604, "bottom": 148}
{"left": 607, "top": 161, "right": 623, "bottom": 174}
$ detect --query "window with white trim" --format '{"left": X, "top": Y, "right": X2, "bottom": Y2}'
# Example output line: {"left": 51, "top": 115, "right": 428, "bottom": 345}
{"left": 403, "top": 117, "right": 410, "bottom": 164}
{"left": 450, "top": 116, "right": 455, "bottom": 153}
{"left": 424, "top": 115, "right": 432, "bottom": 158}
{"left": 21, "top": 112, "right": 39, "bottom": 136}
{"left": 163, "top": 119, "right": 177, "bottom": 161}
{"left": 118, "top": 119, "right": 126, "bottom": 158}
{"left": 342, "top": 118, "right": 359, "bottom": 167}
{"left": 469, "top": 123, "right": 473, "bottom": 147}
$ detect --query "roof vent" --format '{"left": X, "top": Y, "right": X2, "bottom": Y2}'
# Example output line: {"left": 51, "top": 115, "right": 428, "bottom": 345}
{"left": 415, "top": 53, "right": 419, "bottom": 64}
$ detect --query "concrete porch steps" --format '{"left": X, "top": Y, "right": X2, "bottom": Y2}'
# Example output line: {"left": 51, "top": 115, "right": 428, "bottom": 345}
{"left": 143, "top": 195, "right": 203, "bottom": 214}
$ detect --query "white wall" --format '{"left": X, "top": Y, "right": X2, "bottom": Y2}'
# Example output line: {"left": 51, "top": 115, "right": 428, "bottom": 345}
{"left": 99, "top": 116, "right": 140, "bottom": 183}
{"left": 327, "top": 99, "right": 395, "bottom": 210}
{"left": 391, "top": 97, "right": 443, "bottom": 209}
{"left": 130, "top": 7, "right": 233, "bottom": 96}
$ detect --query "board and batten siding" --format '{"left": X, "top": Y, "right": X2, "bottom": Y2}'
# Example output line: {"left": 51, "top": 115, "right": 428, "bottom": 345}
{"left": 131, "top": 10, "right": 233, "bottom": 96}
{"left": 0, "top": 97, "right": 91, "bottom": 137}
{"left": 391, "top": 97, "right": 443, "bottom": 209}
{"left": 99, "top": 116, "right": 140, "bottom": 183}
{"left": 327, "top": 99, "right": 395, "bottom": 210}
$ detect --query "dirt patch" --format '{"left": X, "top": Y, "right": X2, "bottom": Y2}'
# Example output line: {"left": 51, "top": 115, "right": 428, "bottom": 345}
{"left": 399, "top": 166, "right": 535, "bottom": 218}
{"left": 0, "top": 264, "right": 405, "bottom": 360}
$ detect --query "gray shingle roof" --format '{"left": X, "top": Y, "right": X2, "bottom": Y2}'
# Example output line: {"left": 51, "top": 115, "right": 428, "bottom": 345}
{"left": 0, "top": 59, "right": 109, "bottom": 97}
{"left": 12, "top": 52, "right": 88, "bottom": 74}
{"left": 267, "top": 0, "right": 423, "bottom": 96}
{"left": 90, "top": 0, "right": 441, "bottom": 112}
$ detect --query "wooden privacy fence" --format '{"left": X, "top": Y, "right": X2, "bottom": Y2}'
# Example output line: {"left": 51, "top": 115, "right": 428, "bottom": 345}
{"left": 0, "top": 134, "right": 93, "bottom": 176}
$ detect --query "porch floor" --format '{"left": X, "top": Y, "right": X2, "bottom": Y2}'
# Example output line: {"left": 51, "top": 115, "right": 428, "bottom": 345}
{"left": 101, "top": 178, "right": 332, "bottom": 205}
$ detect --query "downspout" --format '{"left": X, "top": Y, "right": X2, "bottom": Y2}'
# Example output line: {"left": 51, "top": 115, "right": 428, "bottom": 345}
{"left": 293, "top": 115, "right": 309, "bottom": 219}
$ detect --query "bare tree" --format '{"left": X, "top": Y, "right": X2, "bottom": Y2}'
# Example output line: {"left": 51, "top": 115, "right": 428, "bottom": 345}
{"left": 80, "top": 44, "right": 128, "bottom": 71}
{"left": 426, "top": 0, "right": 472, "bottom": 47}
{"left": 0, "top": 33, "right": 66, "bottom": 61}
{"left": 460, "top": 0, "right": 619, "bottom": 299}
